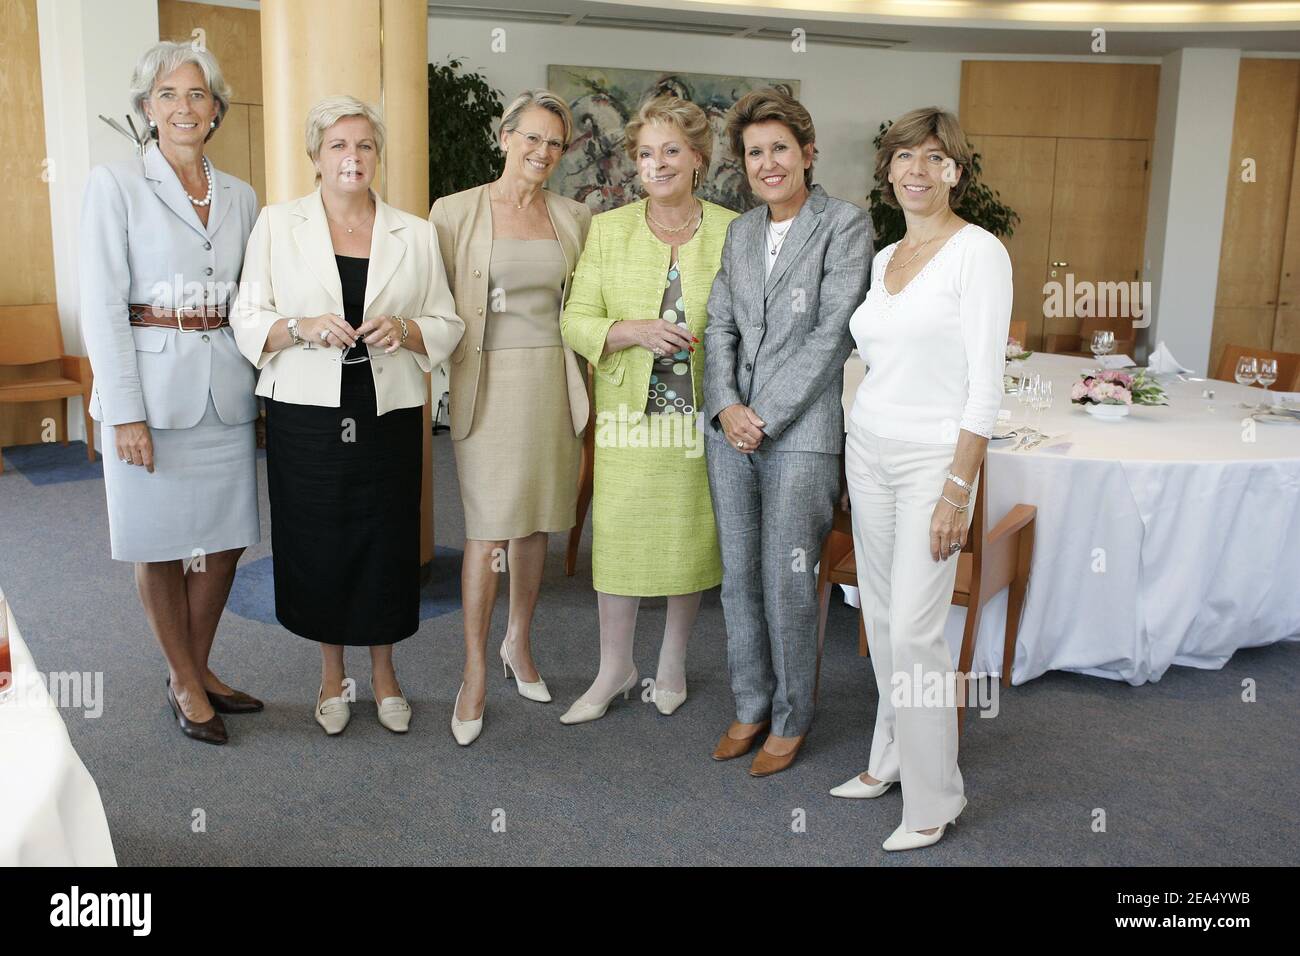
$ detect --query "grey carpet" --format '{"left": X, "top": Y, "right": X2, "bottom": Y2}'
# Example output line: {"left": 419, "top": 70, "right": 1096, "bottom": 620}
{"left": 1, "top": 433, "right": 1297, "bottom": 866}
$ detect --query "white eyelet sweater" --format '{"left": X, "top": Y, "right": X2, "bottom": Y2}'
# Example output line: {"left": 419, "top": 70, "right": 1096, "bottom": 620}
{"left": 848, "top": 223, "right": 1013, "bottom": 444}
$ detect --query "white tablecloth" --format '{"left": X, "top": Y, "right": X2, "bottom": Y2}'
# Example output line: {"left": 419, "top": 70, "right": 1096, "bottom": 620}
{"left": 842, "top": 352, "right": 1300, "bottom": 685}
{"left": 0, "top": 590, "right": 116, "bottom": 865}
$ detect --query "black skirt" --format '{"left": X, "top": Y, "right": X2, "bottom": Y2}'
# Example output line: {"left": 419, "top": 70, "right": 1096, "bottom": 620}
{"left": 265, "top": 366, "right": 422, "bottom": 646}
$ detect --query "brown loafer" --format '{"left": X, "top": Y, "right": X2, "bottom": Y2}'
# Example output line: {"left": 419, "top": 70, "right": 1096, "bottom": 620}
{"left": 749, "top": 735, "right": 804, "bottom": 777}
{"left": 712, "top": 720, "right": 770, "bottom": 761}
{"left": 207, "top": 687, "right": 265, "bottom": 714}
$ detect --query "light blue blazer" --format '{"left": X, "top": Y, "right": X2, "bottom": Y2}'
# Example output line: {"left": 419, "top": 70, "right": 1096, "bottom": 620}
{"left": 79, "top": 144, "right": 259, "bottom": 428}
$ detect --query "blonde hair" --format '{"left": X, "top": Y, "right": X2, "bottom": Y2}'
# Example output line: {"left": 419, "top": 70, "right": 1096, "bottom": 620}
{"left": 500, "top": 89, "right": 575, "bottom": 147}
{"left": 725, "top": 87, "right": 817, "bottom": 185}
{"left": 129, "top": 41, "right": 232, "bottom": 142}
{"left": 624, "top": 93, "right": 713, "bottom": 175}
{"left": 875, "top": 107, "right": 973, "bottom": 209}
{"left": 304, "top": 95, "right": 386, "bottom": 179}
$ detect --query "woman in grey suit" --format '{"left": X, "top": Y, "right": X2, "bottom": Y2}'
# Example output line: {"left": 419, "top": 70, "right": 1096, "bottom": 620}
{"left": 80, "top": 42, "right": 261, "bottom": 745}
{"left": 703, "top": 88, "right": 872, "bottom": 776}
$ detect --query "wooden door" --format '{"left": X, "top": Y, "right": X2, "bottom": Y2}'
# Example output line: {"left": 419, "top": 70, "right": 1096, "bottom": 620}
{"left": 967, "top": 134, "right": 1057, "bottom": 350}
{"left": 1045, "top": 138, "right": 1150, "bottom": 349}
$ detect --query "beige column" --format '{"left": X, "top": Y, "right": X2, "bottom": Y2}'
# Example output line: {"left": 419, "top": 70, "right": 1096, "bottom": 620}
{"left": 260, "top": 0, "right": 435, "bottom": 563}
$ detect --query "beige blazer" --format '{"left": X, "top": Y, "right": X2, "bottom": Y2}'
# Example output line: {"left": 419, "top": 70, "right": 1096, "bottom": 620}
{"left": 234, "top": 189, "right": 465, "bottom": 415}
{"left": 429, "top": 183, "right": 591, "bottom": 441}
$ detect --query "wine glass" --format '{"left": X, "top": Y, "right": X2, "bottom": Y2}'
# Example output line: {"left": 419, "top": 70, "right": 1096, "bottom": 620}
{"left": 1234, "top": 356, "right": 1258, "bottom": 387}
{"left": 1090, "top": 331, "right": 1109, "bottom": 362}
{"left": 1257, "top": 358, "right": 1278, "bottom": 391}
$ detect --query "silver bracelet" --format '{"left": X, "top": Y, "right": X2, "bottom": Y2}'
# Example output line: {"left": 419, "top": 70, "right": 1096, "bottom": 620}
{"left": 287, "top": 317, "right": 303, "bottom": 346}
{"left": 946, "top": 472, "right": 973, "bottom": 493}
{"left": 941, "top": 493, "right": 969, "bottom": 512}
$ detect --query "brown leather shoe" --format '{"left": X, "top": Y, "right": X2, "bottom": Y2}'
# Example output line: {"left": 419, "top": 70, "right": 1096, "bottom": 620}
{"left": 207, "top": 687, "right": 264, "bottom": 714}
{"left": 166, "top": 679, "right": 228, "bottom": 745}
{"left": 712, "top": 720, "right": 770, "bottom": 761}
{"left": 749, "top": 735, "right": 804, "bottom": 777}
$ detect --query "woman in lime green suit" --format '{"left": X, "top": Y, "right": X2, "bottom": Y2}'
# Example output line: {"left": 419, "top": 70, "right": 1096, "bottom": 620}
{"left": 559, "top": 94, "right": 738, "bottom": 724}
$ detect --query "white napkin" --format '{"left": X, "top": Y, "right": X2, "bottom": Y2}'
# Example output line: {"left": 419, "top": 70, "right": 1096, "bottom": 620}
{"left": 1096, "top": 354, "right": 1136, "bottom": 370}
{"left": 1147, "top": 341, "right": 1192, "bottom": 374}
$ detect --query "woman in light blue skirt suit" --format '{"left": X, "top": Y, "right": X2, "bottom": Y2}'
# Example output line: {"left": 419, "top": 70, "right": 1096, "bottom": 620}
{"left": 80, "top": 42, "right": 261, "bottom": 745}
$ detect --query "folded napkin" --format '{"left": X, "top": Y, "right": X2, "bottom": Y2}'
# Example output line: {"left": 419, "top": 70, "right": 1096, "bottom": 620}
{"left": 1147, "top": 341, "right": 1192, "bottom": 374}
{"left": 1096, "top": 354, "right": 1136, "bottom": 370}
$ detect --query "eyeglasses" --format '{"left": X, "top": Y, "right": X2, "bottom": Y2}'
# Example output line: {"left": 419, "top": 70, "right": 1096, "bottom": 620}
{"left": 513, "top": 131, "right": 565, "bottom": 153}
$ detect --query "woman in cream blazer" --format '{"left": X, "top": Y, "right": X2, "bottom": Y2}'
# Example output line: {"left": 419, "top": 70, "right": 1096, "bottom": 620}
{"left": 429, "top": 89, "right": 591, "bottom": 746}
{"left": 234, "top": 96, "right": 463, "bottom": 737}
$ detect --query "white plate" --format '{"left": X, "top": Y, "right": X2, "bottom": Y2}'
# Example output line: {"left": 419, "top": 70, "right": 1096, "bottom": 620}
{"left": 1252, "top": 411, "right": 1300, "bottom": 425}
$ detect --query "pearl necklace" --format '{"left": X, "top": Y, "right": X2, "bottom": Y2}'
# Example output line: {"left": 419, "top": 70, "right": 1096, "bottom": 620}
{"left": 184, "top": 156, "right": 214, "bottom": 207}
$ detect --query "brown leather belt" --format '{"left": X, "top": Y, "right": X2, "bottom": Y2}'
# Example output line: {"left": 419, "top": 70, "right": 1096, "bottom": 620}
{"left": 128, "top": 303, "right": 229, "bottom": 332}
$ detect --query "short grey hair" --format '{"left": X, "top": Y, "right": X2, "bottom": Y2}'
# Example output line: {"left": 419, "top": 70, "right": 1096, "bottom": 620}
{"left": 305, "top": 95, "right": 386, "bottom": 168}
{"left": 129, "top": 41, "right": 232, "bottom": 142}
{"left": 500, "top": 89, "right": 574, "bottom": 148}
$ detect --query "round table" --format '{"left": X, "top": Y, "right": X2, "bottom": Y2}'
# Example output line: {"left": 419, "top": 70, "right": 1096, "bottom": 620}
{"left": 0, "top": 588, "right": 117, "bottom": 865}
{"left": 842, "top": 351, "right": 1300, "bottom": 685}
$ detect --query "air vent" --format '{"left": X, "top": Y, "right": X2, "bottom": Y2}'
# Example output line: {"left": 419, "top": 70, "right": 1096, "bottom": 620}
{"left": 575, "top": 15, "right": 743, "bottom": 37}
{"left": 748, "top": 27, "right": 905, "bottom": 49}
{"left": 426, "top": 3, "right": 575, "bottom": 24}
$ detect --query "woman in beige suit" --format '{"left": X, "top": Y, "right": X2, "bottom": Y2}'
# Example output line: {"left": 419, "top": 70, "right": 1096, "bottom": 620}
{"left": 429, "top": 89, "right": 592, "bottom": 746}
{"left": 234, "top": 96, "right": 464, "bottom": 736}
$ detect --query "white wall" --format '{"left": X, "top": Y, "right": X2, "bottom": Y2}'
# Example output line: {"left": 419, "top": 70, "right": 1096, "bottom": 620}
{"left": 1143, "top": 48, "right": 1240, "bottom": 374}
{"left": 426, "top": 18, "right": 966, "bottom": 206}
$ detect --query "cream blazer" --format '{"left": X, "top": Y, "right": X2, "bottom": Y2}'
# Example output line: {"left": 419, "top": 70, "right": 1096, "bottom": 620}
{"left": 234, "top": 189, "right": 465, "bottom": 415}
{"left": 429, "top": 184, "right": 591, "bottom": 441}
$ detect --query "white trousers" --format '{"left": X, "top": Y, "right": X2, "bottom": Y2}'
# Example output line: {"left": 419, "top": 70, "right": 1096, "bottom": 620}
{"left": 844, "top": 417, "right": 975, "bottom": 832}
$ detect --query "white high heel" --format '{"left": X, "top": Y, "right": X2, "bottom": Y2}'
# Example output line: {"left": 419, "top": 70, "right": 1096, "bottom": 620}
{"left": 652, "top": 682, "right": 687, "bottom": 716}
{"left": 882, "top": 798, "right": 966, "bottom": 851}
{"left": 830, "top": 772, "right": 894, "bottom": 799}
{"left": 559, "top": 668, "right": 639, "bottom": 725}
{"left": 500, "top": 640, "right": 551, "bottom": 703}
{"left": 371, "top": 678, "right": 411, "bottom": 733}
{"left": 450, "top": 682, "right": 483, "bottom": 746}
{"left": 314, "top": 684, "right": 350, "bottom": 736}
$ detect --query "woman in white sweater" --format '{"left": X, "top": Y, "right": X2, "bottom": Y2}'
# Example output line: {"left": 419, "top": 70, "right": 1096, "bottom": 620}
{"left": 834, "top": 107, "right": 1012, "bottom": 851}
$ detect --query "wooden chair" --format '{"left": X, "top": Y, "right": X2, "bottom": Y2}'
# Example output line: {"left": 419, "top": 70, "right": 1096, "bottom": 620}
{"left": 814, "top": 457, "right": 1037, "bottom": 730}
{"left": 0, "top": 304, "right": 95, "bottom": 475}
{"left": 1213, "top": 344, "right": 1300, "bottom": 392}
{"left": 1043, "top": 316, "right": 1135, "bottom": 359}
{"left": 566, "top": 363, "right": 597, "bottom": 576}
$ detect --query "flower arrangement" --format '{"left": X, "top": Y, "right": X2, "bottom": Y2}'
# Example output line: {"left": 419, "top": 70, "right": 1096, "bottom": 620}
{"left": 1070, "top": 369, "right": 1167, "bottom": 406}
{"left": 1006, "top": 337, "right": 1032, "bottom": 361}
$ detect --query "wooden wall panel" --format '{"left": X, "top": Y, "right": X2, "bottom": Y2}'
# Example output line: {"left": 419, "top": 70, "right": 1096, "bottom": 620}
{"left": 158, "top": 0, "right": 262, "bottom": 106}
{"left": 960, "top": 61, "right": 1159, "bottom": 140}
{"left": 0, "top": 0, "right": 60, "bottom": 449}
{"left": 205, "top": 102, "right": 253, "bottom": 188}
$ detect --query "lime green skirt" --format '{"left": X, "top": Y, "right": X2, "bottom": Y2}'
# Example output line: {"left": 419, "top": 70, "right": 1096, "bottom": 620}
{"left": 590, "top": 412, "right": 720, "bottom": 597}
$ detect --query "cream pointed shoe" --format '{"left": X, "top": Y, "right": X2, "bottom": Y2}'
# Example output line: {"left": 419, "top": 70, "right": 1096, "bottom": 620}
{"left": 451, "top": 682, "right": 483, "bottom": 746}
{"left": 653, "top": 682, "right": 687, "bottom": 716}
{"left": 559, "top": 668, "right": 639, "bottom": 725}
{"left": 882, "top": 799, "right": 966, "bottom": 851}
{"left": 372, "top": 679, "right": 411, "bottom": 733}
{"left": 314, "top": 684, "right": 350, "bottom": 736}
{"left": 500, "top": 641, "right": 551, "bottom": 703}
{"left": 830, "top": 773, "right": 894, "bottom": 799}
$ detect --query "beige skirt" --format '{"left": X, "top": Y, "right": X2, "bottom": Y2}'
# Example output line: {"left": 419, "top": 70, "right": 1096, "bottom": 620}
{"left": 453, "top": 346, "right": 581, "bottom": 541}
